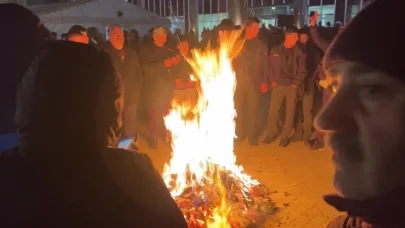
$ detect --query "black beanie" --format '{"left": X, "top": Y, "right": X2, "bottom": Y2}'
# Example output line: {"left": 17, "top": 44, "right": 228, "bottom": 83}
{"left": 323, "top": 0, "right": 405, "bottom": 80}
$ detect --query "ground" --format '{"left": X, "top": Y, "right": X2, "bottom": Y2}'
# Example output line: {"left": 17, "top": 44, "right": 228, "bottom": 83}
{"left": 137, "top": 137, "right": 342, "bottom": 228}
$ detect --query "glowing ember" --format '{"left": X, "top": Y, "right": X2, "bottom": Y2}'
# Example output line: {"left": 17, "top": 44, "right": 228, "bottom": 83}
{"left": 164, "top": 29, "right": 276, "bottom": 228}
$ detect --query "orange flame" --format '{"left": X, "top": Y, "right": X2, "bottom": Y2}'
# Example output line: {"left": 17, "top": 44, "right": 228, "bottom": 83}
{"left": 163, "top": 29, "right": 259, "bottom": 227}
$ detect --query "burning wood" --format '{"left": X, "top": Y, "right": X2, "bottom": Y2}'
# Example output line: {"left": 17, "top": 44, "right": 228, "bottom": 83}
{"left": 167, "top": 167, "right": 277, "bottom": 227}
{"left": 164, "top": 29, "right": 277, "bottom": 227}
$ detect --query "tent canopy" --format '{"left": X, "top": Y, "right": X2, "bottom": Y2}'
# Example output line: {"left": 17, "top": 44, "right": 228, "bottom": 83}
{"left": 29, "top": 0, "right": 171, "bottom": 36}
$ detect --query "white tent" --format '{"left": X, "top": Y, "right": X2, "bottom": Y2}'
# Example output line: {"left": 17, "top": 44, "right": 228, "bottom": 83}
{"left": 28, "top": 0, "right": 171, "bottom": 37}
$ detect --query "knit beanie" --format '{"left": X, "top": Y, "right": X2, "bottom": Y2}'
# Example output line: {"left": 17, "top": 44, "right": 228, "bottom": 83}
{"left": 323, "top": 0, "right": 404, "bottom": 79}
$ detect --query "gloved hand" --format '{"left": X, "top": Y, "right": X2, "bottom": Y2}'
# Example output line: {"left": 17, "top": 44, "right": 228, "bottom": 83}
{"left": 164, "top": 58, "right": 174, "bottom": 68}
{"left": 292, "top": 84, "right": 297, "bottom": 89}
{"left": 172, "top": 55, "right": 181, "bottom": 65}
{"left": 261, "top": 83, "right": 268, "bottom": 93}
{"left": 271, "top": 81, "right": 277, "bottom": 87}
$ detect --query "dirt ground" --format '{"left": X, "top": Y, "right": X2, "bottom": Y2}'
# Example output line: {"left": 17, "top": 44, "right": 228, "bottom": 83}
{"left": 137, "top": 135, "right": 342, "bottom": 228}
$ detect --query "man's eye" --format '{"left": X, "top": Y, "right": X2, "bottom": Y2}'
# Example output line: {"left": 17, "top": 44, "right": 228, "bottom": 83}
{"left": 358, "top": 85, "right": 386, "bottom": 99}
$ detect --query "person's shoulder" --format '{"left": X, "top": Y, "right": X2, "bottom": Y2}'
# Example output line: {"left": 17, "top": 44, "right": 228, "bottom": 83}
{"left": 0, "top": 147, "right": 23, "bottom": 163}
{"left": 43, "top": 40, "right": 97, "bottom": 53}
{"left": 327, "top": 215, "right": 364, "bottom": 228}
{"left": 295, "top": 44, "right": 306, "bottom": 56}
{"left": 124, "top": 46, "right": 138, "bottom": 58}
{"left": 140, "top": 41, "right": 154, "bottom": 50}
{"left": 103, "top": 147, "right": 152, "bottom": 162}
{"left": 102, "top": 147, "right": 156, "bottom": 172}
{"left": 41, "top": 40, "right": 108, "bottom": 63}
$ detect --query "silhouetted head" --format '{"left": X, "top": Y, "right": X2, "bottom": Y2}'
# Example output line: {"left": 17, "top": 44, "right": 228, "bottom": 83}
{"left": 0, "top": 3, "right": 48, "bottom": 134}
{"left": 67, "top": 25, "right": 89, "bottom": 44}
{"left": 245, "top": 17, "right": 260, "bottom": 40}
{"left": 16, "top": 41, "right": 123, "bottom": 150}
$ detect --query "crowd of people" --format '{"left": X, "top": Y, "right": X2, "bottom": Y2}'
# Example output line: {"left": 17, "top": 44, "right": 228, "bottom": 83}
{"left": 38, "top": 11, "right": 341, "bottom": 152}
{"left": 2, "top": 0, "right": 405, "bottom": 227}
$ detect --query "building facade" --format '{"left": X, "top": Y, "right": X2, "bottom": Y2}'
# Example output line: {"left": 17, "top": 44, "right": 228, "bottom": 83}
{"left": 136, "top": 0, "right": 373, "bottom": 37}
{"left": 11, "top": 0, "right": 374, "bottom": 38}
{"left": 136, "top": 0, "right": 296, "bottom": 37}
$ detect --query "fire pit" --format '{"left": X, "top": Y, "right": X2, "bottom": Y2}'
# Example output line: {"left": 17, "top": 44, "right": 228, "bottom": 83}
{"left": 163, "top": 30, "right": 277, "bottom": 227}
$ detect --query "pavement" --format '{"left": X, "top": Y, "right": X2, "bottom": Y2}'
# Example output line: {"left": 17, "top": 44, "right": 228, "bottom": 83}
{"left": 137, "top": 137, "right": 342, "bottom": 228}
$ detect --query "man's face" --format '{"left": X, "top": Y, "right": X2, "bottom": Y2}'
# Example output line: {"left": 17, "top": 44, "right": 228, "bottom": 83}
{"left": 315, "top": 62, "right": 405, "bottom": 200}
{"left": 80, "top": 31, "right": 89, "bottom": 44}
{"left": 109, "top": 27, "right": 124, "bottom": 50}
{"left": 153, "top": 33, "right": 167, "bottom": 47}
{"left": 299, "top": 34, "right": 309, "bottom": 44}
{"left": 285, "top": 33, "right": 299, "bottom": 46}
{"left": 246, "top": 22, "right": 260, "bottom": 39}
{"left": 177, "top": 41, "right": 189, "bottom": 56}
{"left": 69, "top": 31, "right": 89, "bottom": 44}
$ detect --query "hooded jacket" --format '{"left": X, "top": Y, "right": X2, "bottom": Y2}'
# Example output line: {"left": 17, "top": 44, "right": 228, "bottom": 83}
{"left": 0, "top": 41, "right": 187, "bottom": 228}
{"left": 0, "top": 4, "right": 47, "bottom": 135}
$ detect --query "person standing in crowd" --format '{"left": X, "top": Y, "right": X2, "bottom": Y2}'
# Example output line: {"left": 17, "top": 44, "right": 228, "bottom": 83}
{"left": 315, "top": 0, "right": 405, "bottom": 227}
{"left": 0, "top": 3, "right": 48, "bottom": 151}
{"left": 126, "top": 29, "right": 141, "bottom": 54}
{"left": 0, "top": 40, "right": 187, "bottom": 227}
{"left": 140, "top": 26, "right": 180, "bottom": 149}
{"left": 61, "top": 33, "right": 67, "bottom": 40}
{"left": 308, "top": 11, "right": 333, "bottom": 150}
{"left": 105, "top": 24, "right": 143, "bottom": 151}
{"left": 87, "top": 27, "right": 105, "bottom": 50}
{"left": 67, "top": 25, "right": 89, "bottom": 44}
{"left": 295, "top": 27, "right": 324, "bottom": 149}
{"left": 234, "top": 17, "right": 269, "bottom": 146}
{"left": 171, "top": 35, "right": 197, "bottom": 106}
{"left": 263, "top": 26, "right": 306, "bottom": 147}
{"left": 49, "top": 31, "right": 57, "bottom": 40}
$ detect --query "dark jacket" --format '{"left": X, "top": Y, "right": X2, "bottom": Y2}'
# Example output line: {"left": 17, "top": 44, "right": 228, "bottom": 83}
{"left": 298, "top": 40, "right": 324, "bottom": 93}
{"left": 105, "top": 41, "right": 143, "bottom": 105}
{"left": 0, "top": 4, "right": 46, "bottom": 134}
{"left": 139, "top": 42, "right": 178, "bottom": 95}
{"left": 0, "top": 41, "right": 187, "bottom": 228}
{"left": 268, "top": 43, "right": 307, "bottom": 86}
{"left": 234, "top": 37, "right": 269, "bottom": 90}
{"left": 89, "top": 38, "right": 105, "bottom": 51}
{"left": 325, "top": 188, "right": 405, "bottom": 228}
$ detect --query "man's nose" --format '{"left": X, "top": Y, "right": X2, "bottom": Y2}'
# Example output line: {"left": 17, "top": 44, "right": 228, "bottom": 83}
{"left": 314, "top": 90, "right": 357, "bottom": 133}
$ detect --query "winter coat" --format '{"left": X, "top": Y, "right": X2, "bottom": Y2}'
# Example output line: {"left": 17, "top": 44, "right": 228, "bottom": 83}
{"left": 0, "top": 41, "right": 187, "bottom": 228}
{"left": 105, "top": 41, "right": 143, "bottom": 106}
{"left": 325, "top": 188, "right": 405, "bottom": 228}
{"left": 234, "top": 37, "right": 270, "bottom": 91}
{"left": 139, "top": 42, "right": 178, "bottom": 101}
{"left": 268, "top": 43, "right": 307, "bottom": 86}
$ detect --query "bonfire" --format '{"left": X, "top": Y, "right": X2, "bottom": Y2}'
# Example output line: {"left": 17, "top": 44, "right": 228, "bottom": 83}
{"left": 163, "top": 29, "right": 276, "bottom": 228}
